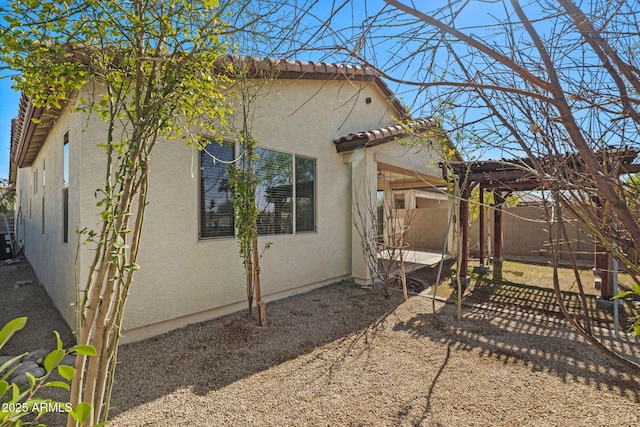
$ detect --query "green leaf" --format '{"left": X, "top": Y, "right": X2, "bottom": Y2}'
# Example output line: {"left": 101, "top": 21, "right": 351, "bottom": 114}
{"left": 71, "top": 345, "right": 97, "bottom": 357}
{"left": 44, "top": 349, "right": 65, "bottom": 373}
{"left": 633, "top": 283, "right": 640, "bottom": 295}
{"left": 12, "top": 382, "right": 19, "bottom": 401}
{"left": 0, "top": 379, "right": 8, "bottom": 397}
{"left": 57, "top": 365, "right": 75, "bottom": 381}
{"left": 42, "top": 381, "right": 70, "bottom": 391}
{"left": 612, "top": 291, "right": 632, "bottom": 300}
{"left": 26, "top": 372, "right": 37, "bottom": 389}
{"left": 54, "top": 330, "right": 63, "bottom": 351}
{"left": 0, "top": 317, "right": 27, "bottom": 349}
{"left": 113, "top": 235, "right": 125, "bottom": 249}
{"left": 70, "top": 402, "right": 92, "bottom": 424}
{"left": 0, "top": 354, "right": 24, "bottom": 379}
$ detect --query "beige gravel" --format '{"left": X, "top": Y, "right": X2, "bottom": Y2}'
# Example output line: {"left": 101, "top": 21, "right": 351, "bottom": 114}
{"left": 3, "top": 258, "right": 639, "bottom": 426}
{"left": 107, "top": 284, "right": 639, "bottom": 427}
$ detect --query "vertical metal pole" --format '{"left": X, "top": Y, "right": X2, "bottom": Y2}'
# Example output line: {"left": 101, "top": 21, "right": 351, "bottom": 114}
{"left": 479, "top": 185, "right": 485, "bottom": 265}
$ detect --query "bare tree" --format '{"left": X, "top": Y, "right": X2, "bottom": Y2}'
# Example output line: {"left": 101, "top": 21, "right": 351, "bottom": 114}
{"left": 352, "top": 175, "right": 412, "bottom": 300}
{"left": 1, "top": 0, "right": 322, "bottom": 424}
{"left": 319, "top": 0, "right": 640, "bottom": 372}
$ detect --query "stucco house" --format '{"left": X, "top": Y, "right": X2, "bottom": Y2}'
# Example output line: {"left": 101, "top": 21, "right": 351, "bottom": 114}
{"left": 9, "top": 59, "right": 451, "bottom": 342}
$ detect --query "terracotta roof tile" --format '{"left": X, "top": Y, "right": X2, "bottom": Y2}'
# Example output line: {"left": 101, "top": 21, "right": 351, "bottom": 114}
{"left": 10, "top": 56, "right": 406, "bottom": 171}
{"left": 333, "top": 118, "right": 437, "bottom": 153}
{"left": 226, "top": 56, "right": 377, "bottom": 78}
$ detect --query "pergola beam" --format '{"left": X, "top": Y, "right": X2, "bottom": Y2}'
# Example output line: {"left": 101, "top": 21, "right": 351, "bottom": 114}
{"left": 442, "top": 148, "right": 640, "bottom": 298}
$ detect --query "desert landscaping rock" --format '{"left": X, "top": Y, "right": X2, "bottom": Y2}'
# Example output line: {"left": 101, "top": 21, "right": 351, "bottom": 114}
{"left": 61, "top": 354, "right": 76, "bottom": 367}
{"left": 15, "top": 280, "right": 32, "bottom": 286}
{"left": 11, "top": 367, "right": 46, "bottom": 389}
{"left": 23, "top": 348, "right": 51, "bottom": 364}
{"left": 11, "top": 360, "right": 41, "bottom": 377}
{"left": 0, "top": 355, "right": 21, "bottom": 375}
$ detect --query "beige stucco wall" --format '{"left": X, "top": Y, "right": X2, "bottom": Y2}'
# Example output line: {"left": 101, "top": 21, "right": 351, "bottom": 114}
{"left": 14, "top": 108, "right": 82, "bottom": 325}
{"left": 17, "top": 76, "right": 409, "bottom": 342}
{"left": 345, "top": 134, "right": 449, "bottom": 284}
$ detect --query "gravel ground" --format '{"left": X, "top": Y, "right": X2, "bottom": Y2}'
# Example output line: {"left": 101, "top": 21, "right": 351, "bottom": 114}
{"left": 0, "top": 256, "right": 74, "bottom": 355}
{"left": 2, "top": 258, "right": 640, "bottom": 426}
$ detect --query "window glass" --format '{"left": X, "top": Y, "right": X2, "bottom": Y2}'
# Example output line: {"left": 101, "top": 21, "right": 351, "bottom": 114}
{"left": 199, "top": 143, "right": 316, "bottom": 238}
{"left": 63, "top": 134, "right": 69, "bottom": 188}
{"left": 295, "top": 156, "right": 315, "bottom": 232}
{"left": 63, "top": 133, "right": 69, "bottom": 243}
{"left": 200, "top": 142, "right": 235, "bottom": 237}
{"left": 255, "top": 148, "right": 293, "bottom": 235}
{"left": 63, "top": 189, "right": 68, "bottom": 243}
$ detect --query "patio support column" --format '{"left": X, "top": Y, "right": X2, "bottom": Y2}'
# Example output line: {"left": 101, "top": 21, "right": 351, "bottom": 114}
{"left": 350, "top": 148, "right": 378, "bottom": 285}
{"left": 594, "top": 242, "right": 613, "bottom": 299}
{"left": 493, "top": 190, "right": 505, "bottom": 282}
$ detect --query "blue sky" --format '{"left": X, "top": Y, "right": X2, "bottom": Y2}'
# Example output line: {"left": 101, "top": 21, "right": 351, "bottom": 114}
{"left": 0, "top": 0, "right": 563, "bottom": 180}
{"left": 0, "top": 76, "right": 20, "bottom": 180}
{"left": 0, "top": 0, "right": 380, "bottom": 182}
{"left": 0, "top": 0, "right": 20, "bottom": 181}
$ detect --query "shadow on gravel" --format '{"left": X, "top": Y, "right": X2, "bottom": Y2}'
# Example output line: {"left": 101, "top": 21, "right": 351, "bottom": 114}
{"left": 465, "top": 278, "right": 639, "bottom": 331}
{"left": 393, "top": 303, "right": 640, "bottom": 407}
{"left": 108, "top": 282, "right": 403, "bottom": 418}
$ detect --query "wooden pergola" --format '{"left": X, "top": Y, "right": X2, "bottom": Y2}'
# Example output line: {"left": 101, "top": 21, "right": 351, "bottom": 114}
{"left": 442, "top": 148, "right": 640, "bottom": 298}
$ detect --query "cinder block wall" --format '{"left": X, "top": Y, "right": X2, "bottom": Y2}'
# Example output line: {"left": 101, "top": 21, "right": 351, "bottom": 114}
{"left": 403, "top": 204, "right": 594, "bottom": 261}
{"left": 404, "top": 208, "right": 450, "bottom": 251}
{"left": 468, "top": 204, "right": 594, "bottom": 261}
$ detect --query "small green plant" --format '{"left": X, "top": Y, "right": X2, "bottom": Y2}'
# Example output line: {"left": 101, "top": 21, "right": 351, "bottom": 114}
{"left": 0, "top": 179, "right": 15, "bottom": 215}
{"left": 614, "top": 283, "right": 640, "bottom": 338}
{"left": 0, "top": 318, "right": 101, "bottom": 426}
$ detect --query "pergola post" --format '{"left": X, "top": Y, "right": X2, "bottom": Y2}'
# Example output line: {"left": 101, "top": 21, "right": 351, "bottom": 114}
{"left": 492, "top": 190, "right": 505, "bottom": 282}
{"left": 594, "top": 241, "right": 614, "bottom": 299}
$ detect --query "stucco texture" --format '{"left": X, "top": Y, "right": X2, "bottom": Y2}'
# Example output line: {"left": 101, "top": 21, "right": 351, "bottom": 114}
{"left": 17, "top": 76, "right": 439, "bottom": 342}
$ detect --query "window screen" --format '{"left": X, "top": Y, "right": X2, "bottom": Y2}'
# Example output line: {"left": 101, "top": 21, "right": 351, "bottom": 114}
{"left": 200, "top": 142, "right": 235, "bottom": 237}
{"left": 199, "top": 143, "right": 316, "bottom": 238}
{"left": 255, "top": 148, "right": 293, "bottom": 235}
{"left": 295, "top": 156, "right": 315, "bottom": 232}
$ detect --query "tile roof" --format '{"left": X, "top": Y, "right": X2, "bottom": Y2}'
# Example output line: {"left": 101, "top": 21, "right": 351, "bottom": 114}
{"left": 219, "top": 56, "right": 406, "bottom": 116}
{"left": 333, "top": 118, "right": 438, "bottom": 153}
{"left": 10, "top": 57, "right": 407, "bottom": 172}
{"left": 227, "top": 56, "right": 378, "bottom": 78}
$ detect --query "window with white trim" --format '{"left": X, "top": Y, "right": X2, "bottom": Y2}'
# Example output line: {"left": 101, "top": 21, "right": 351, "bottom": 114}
{"left": 200, "top": 142, "right": 235, "bottom": 238}
{"left": 199, "top": 143, "right": 316, "bottom": 238}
